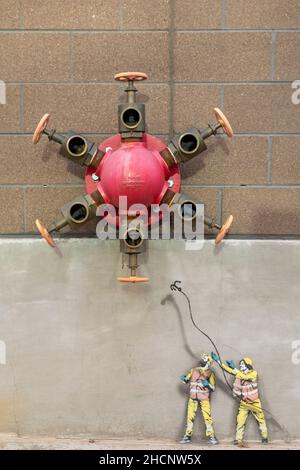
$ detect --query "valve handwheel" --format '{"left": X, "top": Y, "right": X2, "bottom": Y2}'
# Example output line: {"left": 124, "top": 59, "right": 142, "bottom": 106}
{"left": 215, "top": 215, "right": 234, "bottom": 245}
{"left": 32, "top": 113, "right": 50, "bottom": 144}
{"left": 214, "top": 108, "right": 233, "bottom": 138}
{"left": 35, "top": 219, "right": 56, "bottom": 248}
{"left": 114, "top": 72, "right": 148, "bottom": 82}
{"left": 117, "top": 276, "right": 149, "bottom": 283}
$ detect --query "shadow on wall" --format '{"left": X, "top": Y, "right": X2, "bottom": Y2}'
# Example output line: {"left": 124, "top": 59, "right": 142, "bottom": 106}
{"left": 161, "top": 293, "right": 236, "bottom": 439}
{"left": 181, "top": 136, "right": 229, "bottom": 180}
{"left": 160, "top": 292, "right": 291, "bottom": 442}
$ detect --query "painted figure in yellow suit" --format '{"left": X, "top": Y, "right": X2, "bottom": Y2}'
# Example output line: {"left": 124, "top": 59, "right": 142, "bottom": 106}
{"left": 211, "top": 352, "right": 268, "bottom": 446}
{"left": 180, "top": 353, "right": 219, "bottom": 445}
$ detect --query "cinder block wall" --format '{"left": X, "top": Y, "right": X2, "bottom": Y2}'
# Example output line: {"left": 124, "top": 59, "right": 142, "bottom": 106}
{"left": 0, "top": 0, "right": 299, "bottom": 235}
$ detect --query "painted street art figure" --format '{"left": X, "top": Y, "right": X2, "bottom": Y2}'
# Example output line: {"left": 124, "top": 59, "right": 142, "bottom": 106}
{"left": 211, "top": 353, "right": 268, "bottom": 446}
{"left": 180, "top": 353, "right": 219, "bottom": 445}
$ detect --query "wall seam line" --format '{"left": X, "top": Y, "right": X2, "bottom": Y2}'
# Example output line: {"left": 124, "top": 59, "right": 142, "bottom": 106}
{"left": 168, "top": 0, "right": 175, "bottom": 140}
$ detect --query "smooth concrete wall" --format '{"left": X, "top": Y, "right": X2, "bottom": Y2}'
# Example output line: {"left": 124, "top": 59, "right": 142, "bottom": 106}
{"left": 0, "top": 238, "right": 299, "bottom": 441}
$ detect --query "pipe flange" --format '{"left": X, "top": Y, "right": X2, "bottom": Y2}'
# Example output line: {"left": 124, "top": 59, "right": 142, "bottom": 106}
{"left": 215, "top": 215, "right": 233, "bottom": 245}
{"left": 35, "top": 219, "right": 56, "bottom": 247}
{"left": 117, "top": 276, "right": 149, "bottom": 283}
{"left": 214, "top": 108, "right": 233, "bottom": 138}
{"left": 114, "top": 72, "right": 148, "bottom": 82}
{"left": 32, "top": 113, "right": 50, "bottom": 144}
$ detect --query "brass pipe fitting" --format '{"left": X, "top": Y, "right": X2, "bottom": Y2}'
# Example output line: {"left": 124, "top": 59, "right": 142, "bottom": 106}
{"left": 59, "top": 132, "right": 104, "bottom": 168}
{"left": 47, "top": 190, "right": 105, "bottom": 234}
{"left": 164, "top": 128, "right": 207, "bottom": 166}
{"left": 167, "top": 191, "right": 219, "bottom": 229}
{"left": 118, "top": 103, "right": 145, "bottom": 139}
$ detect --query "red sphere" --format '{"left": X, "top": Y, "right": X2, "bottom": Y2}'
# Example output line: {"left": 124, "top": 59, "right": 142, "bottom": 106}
{"left": 100, "top": 142, "right": 166, "bottom": 208}
{"left": 85, "top": 134, "right": 181, "bottom": 226}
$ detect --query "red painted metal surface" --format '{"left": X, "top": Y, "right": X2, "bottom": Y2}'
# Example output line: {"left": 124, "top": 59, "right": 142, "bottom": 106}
{"left": 85, "top": 133, "right": 180, "bottom": 226}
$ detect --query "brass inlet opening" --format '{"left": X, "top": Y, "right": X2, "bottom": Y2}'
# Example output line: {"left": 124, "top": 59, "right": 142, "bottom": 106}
{"left": 66, "top": 135, "right": 88, "bottom": 158}
{"left": 124, "top": 228, "right": 144, "bottom": 249}
{"left": 121, "top": 107, "right": 142, "bottom": 129}
{"left": 178, "top": 201, "right": 197, "bottom": 221}
{"left": 178, "top": 132, "right": 200, "bottom": 154}
{"left": 69, "top": 203, "right": 89, "bottom": 223}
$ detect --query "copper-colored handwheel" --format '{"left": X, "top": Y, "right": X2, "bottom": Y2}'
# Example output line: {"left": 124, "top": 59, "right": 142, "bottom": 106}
{"left": 32, "top": 113, "right": 50, "bottom": 144}
{"left": 35, "top": 219, "right": 56, "bottom": 248}
{"left": 114, "top": 72, "right": 148, "bottom": 82}
{"left": 214, "top": 108, "right": 233, "bottom": 138}
{"left": 117, "top": 276, "right": 149, "bottom": 283}
{"left": 215, "top": 214, "right": 233, "bottom": 245}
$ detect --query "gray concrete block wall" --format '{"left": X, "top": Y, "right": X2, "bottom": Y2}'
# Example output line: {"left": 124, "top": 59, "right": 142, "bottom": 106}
{"left": 0, "top": 239, "right": 299, "bottom": 440}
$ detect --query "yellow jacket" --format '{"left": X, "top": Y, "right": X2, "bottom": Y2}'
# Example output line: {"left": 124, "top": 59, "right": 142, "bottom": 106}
{"left": 221, "top": 362, "right": 257, "bottom": 382}
{"left": 221, "top": 363, "right": 259, "bottom": 400}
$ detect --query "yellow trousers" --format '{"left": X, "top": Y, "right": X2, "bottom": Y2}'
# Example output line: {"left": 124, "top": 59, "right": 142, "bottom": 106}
{"left": 185, "top": 398, "right": 215, "bottom": 438}
{"left": 236, "top": 399, "right": 268, "bottom": 441}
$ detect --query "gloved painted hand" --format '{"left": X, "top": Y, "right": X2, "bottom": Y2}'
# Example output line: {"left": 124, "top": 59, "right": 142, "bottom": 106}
{"left": 201, "top": 379, "right": 210, "bottom": 387}
{"left": 226, "top": 360, "right": 236, "bottom": 369}
{"left": 180, "top": 374, "right": 188, "bottom": 384}
{"left": 211, "top": 352, "right": 220, "bottom": 362}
